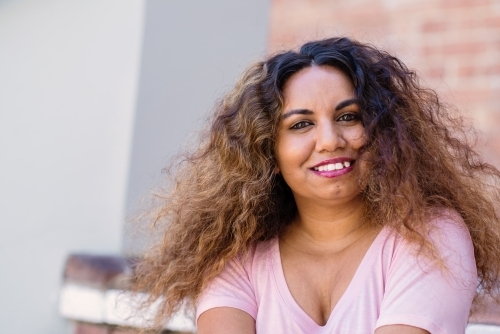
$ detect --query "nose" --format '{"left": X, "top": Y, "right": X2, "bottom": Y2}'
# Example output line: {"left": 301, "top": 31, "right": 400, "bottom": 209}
{"left": 315, "top": 121, "right": 346, "bottom": 153}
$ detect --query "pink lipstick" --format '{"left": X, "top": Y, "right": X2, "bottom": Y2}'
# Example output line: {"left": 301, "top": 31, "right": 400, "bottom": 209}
{"left": 310, "top": 158, "right": 354, "bottom": 178}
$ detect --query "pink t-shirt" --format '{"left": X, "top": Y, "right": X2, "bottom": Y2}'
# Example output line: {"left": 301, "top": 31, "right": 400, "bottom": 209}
{"left": 196, "top": 215, "right": 477, "bottom": 333}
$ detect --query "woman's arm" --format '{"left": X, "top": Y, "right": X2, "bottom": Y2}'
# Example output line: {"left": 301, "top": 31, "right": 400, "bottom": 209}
{"left": 198, "top": 310, "right": 429, "bottom": 334}
{"left": 197, "top": 307, "right": 256, "bottom": 334}
{"left": 375, "top": 325, "right": 429, "bottom": 334}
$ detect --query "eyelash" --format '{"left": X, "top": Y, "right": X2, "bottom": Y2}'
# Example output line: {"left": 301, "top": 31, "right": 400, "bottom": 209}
{"left": 290, "top": 121, "right": 313, "bottom": 130}
{"left": 289, "top": 112, "right": 360, "bottom": 130}
{"left": 337, "top": 113, "right": 360, "bottom": 122}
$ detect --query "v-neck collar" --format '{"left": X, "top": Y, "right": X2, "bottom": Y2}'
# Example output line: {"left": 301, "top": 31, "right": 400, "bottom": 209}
{"left": 271, "top": 226, "right": 388, "bottom": 330}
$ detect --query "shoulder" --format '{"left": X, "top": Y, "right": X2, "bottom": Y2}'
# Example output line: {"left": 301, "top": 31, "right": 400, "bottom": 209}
{"left": 385, "top": 209, "right": 474, "bottom": 264}
{"left": 420, "top": 209, "right": 475, "bottom": 269}
{"left": 387, "top": 209, "right": 477, "bottom": 285}
{"left": 425, "top": 209, "right": 469, "bottom": 238}
{"left": 203, "top": 238, "right": 276, "bottom": 290}
{"left": 375, "top": 210, "right": 477, "bottom": 333}
{"left": 231, "top": 238, "right": 277, "bottom": 276}
{"left": 196, "top": 238, "right": 277, "bottom": 321}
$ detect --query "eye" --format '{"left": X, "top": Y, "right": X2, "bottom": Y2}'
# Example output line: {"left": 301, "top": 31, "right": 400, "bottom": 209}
{"left": 337, "top": 113, "right": 360, "bottom": 122}
{"left": 290, "top": 120, "right": 313, "bottom": 130}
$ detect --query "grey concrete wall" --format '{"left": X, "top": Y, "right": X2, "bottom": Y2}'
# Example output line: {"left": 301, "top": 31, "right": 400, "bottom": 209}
{"left": 0, "top": 1, "right": 144, "bottom": 332}
{"left": 123, "top": 0, "right": 270, "bottom": 253}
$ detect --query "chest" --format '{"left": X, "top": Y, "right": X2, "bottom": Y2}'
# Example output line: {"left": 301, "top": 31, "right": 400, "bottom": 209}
{"left": 279, "top": 233, "right": 377, "bottom": 326}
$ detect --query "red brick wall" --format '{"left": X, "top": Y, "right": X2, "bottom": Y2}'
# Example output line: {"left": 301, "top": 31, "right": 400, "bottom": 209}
{"left": 268, "top": 0, "right": 500, "bottom": 166}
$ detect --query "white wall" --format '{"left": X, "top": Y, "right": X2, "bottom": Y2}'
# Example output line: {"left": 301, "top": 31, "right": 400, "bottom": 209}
{"left": 0, "top": 1, "right": 144, "bottom": 333}
{"left": 123, "top": 0, "right": 270, "bottom": 253}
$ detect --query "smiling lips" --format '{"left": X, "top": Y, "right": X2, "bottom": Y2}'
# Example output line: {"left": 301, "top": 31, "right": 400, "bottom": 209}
{"left": 313, "top": 161, "right": 351, "bottom": 172}
{"left": 310, "top": 159, "right": 354, "bottom": 177}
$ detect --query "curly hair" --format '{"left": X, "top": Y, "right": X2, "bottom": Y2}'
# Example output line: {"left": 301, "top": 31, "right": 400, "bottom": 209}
{"left": 133, "top": 37, "right": 500, "bottom": 328}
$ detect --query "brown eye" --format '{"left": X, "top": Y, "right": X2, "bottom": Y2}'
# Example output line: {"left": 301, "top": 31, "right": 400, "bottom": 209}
{"left": 337, "top": 113, "right": 359, "bottom": 122}
{"left": 290, "top": 121, "right": 313, "bottom": 130}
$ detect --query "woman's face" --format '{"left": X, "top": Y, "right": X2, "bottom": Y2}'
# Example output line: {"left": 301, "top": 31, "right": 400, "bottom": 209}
{"left": 275, "top": 65, "right": 367, "bottom": 207}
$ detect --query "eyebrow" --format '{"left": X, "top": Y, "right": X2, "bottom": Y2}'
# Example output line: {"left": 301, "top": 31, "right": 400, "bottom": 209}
{"left": 282, "top": 98, "right": 360, "bottom": 119}
{"left": 335, "top": 98, "right": 359, "bottom": 111}
{"left": 282, "top": 109, "right": 313, "bottom": 119}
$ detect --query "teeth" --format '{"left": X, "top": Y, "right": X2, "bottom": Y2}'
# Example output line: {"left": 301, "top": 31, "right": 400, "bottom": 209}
{"left": 314, "top": 161, "right": 352, "bottom": 171}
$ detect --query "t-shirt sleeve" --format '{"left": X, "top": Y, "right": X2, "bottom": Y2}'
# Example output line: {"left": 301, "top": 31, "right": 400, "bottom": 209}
{"left": 196, "top": 254, "right": 258, "bottom": 322}
{"left": 375, "top": 216, "right": 477, "bottom": 334}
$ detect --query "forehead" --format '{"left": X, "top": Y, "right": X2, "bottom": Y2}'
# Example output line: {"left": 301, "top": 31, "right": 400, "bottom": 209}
{"left": 282, "top": 65, "right": 355, "bottom": 110}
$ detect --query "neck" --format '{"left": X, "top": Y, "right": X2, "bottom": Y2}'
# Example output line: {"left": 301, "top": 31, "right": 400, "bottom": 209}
{"left": 283, "top": 196, "right": 368, "bottom": 253}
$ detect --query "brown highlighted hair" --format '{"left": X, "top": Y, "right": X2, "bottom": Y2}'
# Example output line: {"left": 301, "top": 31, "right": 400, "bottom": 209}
{"left": 134, "top": 37, "right": 500, "bottom": 328}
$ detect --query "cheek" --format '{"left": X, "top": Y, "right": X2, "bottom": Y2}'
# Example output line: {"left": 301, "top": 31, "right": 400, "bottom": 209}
{"left": 345, "top": 126, "right": 367, "bottom": 149}
{"left": 276, "top": 137, "right": 312, "bottom": 169}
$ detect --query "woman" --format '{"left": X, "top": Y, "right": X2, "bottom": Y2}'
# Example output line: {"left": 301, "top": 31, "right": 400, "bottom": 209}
{"left": 134, "top": 37, "right": 500, "bottom": 333}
